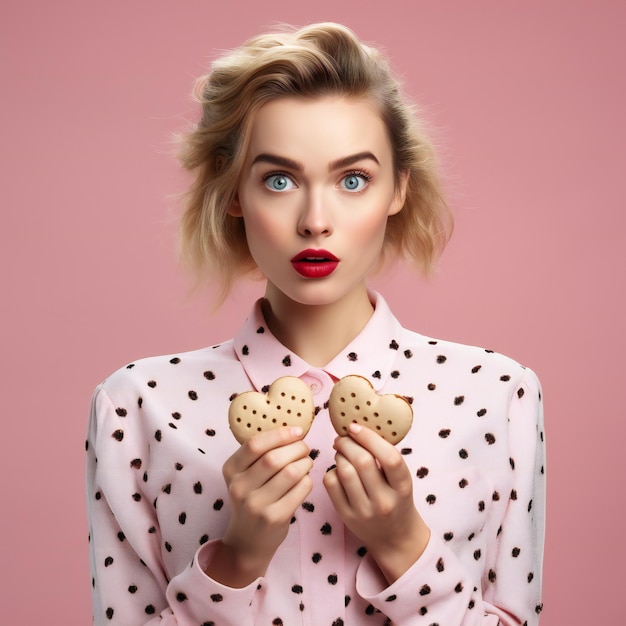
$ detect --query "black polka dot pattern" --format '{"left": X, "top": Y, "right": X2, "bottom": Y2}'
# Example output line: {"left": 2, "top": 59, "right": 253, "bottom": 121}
{"left": 86, "top": 293, "right": 545, "bottom": 625}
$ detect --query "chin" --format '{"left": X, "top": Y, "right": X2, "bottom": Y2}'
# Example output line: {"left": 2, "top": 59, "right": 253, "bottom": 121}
{"left": 268, "top": 277, "right": 365, "bottom": 308}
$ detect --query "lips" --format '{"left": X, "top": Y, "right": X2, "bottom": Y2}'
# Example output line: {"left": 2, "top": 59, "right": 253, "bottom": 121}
{"left": 291, "top": 249, "right": 340, "bottom": 278}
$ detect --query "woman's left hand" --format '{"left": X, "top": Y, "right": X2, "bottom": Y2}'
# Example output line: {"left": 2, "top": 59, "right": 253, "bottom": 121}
{"left": 323, "top": 422, "right": 431, "bottom": 584}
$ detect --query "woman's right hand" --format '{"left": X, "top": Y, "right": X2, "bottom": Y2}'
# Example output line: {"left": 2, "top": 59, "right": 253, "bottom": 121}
{"left": 204, "top": 426, "right": 313, "bottom": 587}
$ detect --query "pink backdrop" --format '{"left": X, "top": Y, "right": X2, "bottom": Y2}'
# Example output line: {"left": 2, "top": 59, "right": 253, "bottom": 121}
{"left": 2, "top": 1, "right": 624, "bottom": 623}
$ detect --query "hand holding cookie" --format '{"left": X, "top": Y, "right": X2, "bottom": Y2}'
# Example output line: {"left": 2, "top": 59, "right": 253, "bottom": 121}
{"left": 228, "top": 376, "right": 315, "bottom": 444}
{"left": 217, "top": 395, "right": 314, "bottom": 587}
{"left": 328, "top": 375, "right": 413, "bottom": 444}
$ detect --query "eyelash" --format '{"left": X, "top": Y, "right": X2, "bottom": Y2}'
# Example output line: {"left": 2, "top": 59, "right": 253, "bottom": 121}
{"left": 261, "top": 171, "right": 291, "bottom": 184}
{"left": 260, "top": 169, "right": 374, "bottom": 188}
{"left": 344, "top": 169, "right": 373, "bottom": 183}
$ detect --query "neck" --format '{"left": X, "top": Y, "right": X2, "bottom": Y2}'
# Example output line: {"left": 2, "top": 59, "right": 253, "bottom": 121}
{"left": 261, "top": 284, "right": 374, "bottom": 367}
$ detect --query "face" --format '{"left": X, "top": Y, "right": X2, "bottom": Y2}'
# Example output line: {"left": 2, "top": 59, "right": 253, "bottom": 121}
{"left": 232, "top": 96, "right": 407, "bottom": 307}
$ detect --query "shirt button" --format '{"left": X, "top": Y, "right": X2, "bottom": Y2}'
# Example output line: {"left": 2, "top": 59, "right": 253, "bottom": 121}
{"left": 302, "top": 371, "right": 328, "bottom": 395}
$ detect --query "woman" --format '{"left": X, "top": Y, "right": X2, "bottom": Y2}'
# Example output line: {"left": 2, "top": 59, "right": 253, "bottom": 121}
{"left": 87, "top": 23, "right": 545, "bottom": 625}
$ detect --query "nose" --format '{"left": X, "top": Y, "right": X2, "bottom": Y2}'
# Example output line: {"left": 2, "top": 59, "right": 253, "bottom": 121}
{"left": 297, "top": 190, "right": 333, "bottom": 238}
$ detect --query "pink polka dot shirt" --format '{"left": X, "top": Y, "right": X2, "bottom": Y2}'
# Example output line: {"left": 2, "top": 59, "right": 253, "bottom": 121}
{"left": 86, "top": 292, "right": 545, "bottom": 625}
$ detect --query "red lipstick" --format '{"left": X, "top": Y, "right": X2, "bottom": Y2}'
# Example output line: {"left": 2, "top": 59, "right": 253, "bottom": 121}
{"left": 291, "top": 249, "right": 340, "bottom": 278}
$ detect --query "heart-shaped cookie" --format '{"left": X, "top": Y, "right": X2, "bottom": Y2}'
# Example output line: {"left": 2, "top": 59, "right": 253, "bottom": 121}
{"left": 228, "top": 376, "right": 315, "bottom": 444}
{"left": 328, "top": 375, "right": 413, "bottom": 444}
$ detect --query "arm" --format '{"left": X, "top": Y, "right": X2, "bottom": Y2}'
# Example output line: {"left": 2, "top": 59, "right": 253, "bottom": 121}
{"left": 323, "top": 422, "right": 431, "bottom": 584}
{"left": 204, "top": 426, "right": 314, "bottom": 587}
{"left": 324, "top": 369, "right": 546, "bottom": 625}
{"left": 87, "top": 384, "right": 312, "bottom": 625}
{"left": 87, "top": 385, "right": 178, "bottom": 625}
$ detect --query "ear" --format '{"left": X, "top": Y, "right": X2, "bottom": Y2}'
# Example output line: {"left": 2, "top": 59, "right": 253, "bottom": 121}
{"left": 388, "top": 169, "right": 409, "bottom": 216}
{"left": 228, "top": 193, "right": 244, "bottom": 217}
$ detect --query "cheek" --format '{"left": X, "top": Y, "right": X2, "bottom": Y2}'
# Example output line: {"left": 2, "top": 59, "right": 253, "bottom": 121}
{"left": 243, "top": 211, "right": 287, "bottom": 258}
{"left": 351, "top": 207, "right": 392, "bottom": 245}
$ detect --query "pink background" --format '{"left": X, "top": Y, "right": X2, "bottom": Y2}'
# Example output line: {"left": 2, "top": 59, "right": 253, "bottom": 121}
{"left": 2, "top": 1, "right": 624, "bottom": 623}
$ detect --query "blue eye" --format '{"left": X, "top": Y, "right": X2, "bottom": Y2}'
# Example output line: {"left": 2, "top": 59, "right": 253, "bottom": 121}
{"left": 341, "top": 173, "right": 368, "bottom": 192}
{"left": 264, "top": 174, "right": 295, "bottom": 192}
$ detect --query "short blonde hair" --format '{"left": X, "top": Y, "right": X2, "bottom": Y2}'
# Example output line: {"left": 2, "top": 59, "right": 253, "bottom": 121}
{"left": 178, "top": 22, "right": 453, "bottom": 298}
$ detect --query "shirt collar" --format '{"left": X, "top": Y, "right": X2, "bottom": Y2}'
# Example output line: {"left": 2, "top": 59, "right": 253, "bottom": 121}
{"left": 233, "top": 290, "right": 404, "bottom": 392}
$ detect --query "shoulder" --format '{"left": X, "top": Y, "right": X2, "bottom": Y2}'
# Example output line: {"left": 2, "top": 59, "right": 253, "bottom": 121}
{"left": 97, "top": 340, "right": 239, "bottom": 400}
{"left": 395, "top": 331, "right": 544, "bottom": 453}
{"left": 398, "top": 327, "right": 540, "bottom": 396}
{"left": 88, "top": 340, "right": 245, "bottom": 445}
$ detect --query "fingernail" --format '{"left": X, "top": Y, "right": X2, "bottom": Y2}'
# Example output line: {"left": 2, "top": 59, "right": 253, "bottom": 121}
{"left": 348, "top": 423, "right": 362, "bottom": 434}
{"left": 291, "top": 426, "right": 303, "bottom": 437}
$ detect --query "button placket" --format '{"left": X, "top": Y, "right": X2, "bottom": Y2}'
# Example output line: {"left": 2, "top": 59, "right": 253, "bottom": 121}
{"left": 302, "top": 370, "right": 332, "bottom": 397}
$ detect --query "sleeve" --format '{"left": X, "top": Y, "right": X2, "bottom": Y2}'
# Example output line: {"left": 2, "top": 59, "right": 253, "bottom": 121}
{"left": 355, "top": 368, "right": 546, "bottom": 625}
{"left": 86, "top": 384, "right": 264, "bottom": 626}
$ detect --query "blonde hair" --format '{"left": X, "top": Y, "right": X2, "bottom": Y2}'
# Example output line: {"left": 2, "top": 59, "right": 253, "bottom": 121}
{"left": 178, "top": 22, "right": 453, "bottom": 299}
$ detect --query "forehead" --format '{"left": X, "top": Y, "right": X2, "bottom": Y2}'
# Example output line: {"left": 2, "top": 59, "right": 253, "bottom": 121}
{"left": 246, "top": 96, "right": 392, "bottom": 164}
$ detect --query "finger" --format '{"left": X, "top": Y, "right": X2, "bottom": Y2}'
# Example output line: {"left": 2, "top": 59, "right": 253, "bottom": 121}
{"left": 332, "top": 438, "right": 388, "bottom": 500}
{"left": 225, "top": 426, "right": 306, "bottom": 476}
{"left": 270, "top": 472, "right": 314, "bottom": 519}
{"left": 344, "top": 423, "right": 411, "bottom": 492}
{"left": 228, "top": 439, "right": 311, "bottom": 497}
{"left": 250, "top": 456, "right": 314, "bottom": 510}
{"left": 333, "top": 451, "right": 372, "bottom": 509}
{"left": 323, "top": 466, "right": 350, "bottom": 513}
{"left": 248, "top": 472, "right": 314, "bottom": 533}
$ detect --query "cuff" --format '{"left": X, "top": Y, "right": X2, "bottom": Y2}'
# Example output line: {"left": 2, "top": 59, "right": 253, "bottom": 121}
{"left": 356, "top": 535, "right": 477, "bottom": 624}
{"left": 165, "top": 541, "right": 263, "bottom": 626}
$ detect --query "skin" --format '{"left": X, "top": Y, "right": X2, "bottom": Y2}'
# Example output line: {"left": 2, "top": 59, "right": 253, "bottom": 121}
{"left": 324, "top": 422, "right": 431, "bottom": 584}
{"left": 231, "top": 96, "right": 406, "bottom": 366}
{"left": 206, "top": 426, "right": 314, "bottom": 587}
{"left": 205, "top": 95, "right": 430, "bottom": 588}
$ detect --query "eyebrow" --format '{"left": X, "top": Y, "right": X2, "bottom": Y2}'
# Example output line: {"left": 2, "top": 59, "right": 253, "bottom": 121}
{"left": 251, "top": 151, "right": 380, "bottom": 172}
